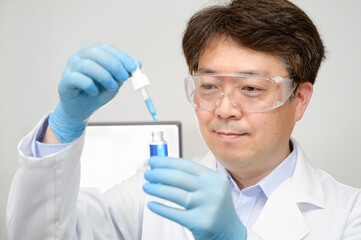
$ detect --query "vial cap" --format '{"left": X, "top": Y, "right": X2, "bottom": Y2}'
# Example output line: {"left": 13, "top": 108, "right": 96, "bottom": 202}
{"left": 152, "top": 131, "right": 164, "bottom": 142}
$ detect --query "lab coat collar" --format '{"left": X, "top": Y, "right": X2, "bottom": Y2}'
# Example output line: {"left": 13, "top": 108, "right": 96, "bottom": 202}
{"left": 291, "top": 139, "right": 325, "bottom": 208}
{"left": 251, "top": 139, "right": 324, "bottom": 239}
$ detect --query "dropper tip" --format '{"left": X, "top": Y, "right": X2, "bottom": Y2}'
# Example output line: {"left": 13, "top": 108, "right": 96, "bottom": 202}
{"left": 152, "top": 114, "right": 158, "bottom": 122}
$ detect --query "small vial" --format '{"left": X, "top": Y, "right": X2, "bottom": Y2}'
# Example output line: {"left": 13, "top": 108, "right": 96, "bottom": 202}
{"left": 149, "top": 131, "right": 168, "bottom": 157}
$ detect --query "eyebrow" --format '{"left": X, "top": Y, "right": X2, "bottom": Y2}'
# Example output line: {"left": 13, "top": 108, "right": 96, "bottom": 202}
{"left": 196, "top": 68, "right": 268, "bottom": 76}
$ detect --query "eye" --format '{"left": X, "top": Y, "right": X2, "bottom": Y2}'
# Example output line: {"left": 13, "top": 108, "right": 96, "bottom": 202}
{"left": 244, "top": 86, "right": 257, "bottom": 92}
{"left": 200, "top": 84, "right": 217, "bottom": 90}
{"left": 240, "top": 85, "right": 263, "bottom": 96}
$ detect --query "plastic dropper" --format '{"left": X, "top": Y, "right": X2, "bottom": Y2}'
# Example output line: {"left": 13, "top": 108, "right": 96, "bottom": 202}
{"left": 130, "top": 66, "right": 158, "bottom": 121}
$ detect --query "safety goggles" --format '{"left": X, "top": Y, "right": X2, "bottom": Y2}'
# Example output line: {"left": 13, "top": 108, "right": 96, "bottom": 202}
{"left": 184, "top": 73, "right": 297, "bottom": 113}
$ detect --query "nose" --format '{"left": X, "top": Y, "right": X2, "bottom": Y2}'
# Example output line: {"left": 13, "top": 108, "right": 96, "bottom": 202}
{"left": 214, "top": 93, "right": 242, "bottom": 119}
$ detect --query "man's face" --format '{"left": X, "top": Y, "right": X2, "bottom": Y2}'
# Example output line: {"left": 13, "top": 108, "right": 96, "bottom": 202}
{"left": 195, "top": 38, "right": 301, "bottom": 176}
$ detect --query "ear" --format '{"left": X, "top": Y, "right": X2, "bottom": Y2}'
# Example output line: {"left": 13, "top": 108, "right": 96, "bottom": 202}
{"left": 294, "top": 82, "right": 313, "bottom": 121}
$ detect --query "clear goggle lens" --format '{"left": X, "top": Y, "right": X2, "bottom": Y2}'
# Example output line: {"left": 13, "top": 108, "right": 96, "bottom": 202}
{"left": 185, "top": 73, "right": 296, "bottom": 113}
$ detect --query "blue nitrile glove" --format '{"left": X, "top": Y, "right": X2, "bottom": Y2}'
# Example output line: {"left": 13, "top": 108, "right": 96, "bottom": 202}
{"left": 49, "top": 44, "right": 140, "bottom": 143}
{"left": 143, "top": 156, "right": 247, "bottom": 240}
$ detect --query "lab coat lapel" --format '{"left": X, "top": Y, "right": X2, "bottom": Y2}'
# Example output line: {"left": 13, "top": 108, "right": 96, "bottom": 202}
{"left": 291, "top": 141, "right": 324, "bottom": 208}
{"left": 251, "top": 179, "right": 310, "bottom": 239}
{"left": 252, "top": 140, "right": 324, "bottom": 240}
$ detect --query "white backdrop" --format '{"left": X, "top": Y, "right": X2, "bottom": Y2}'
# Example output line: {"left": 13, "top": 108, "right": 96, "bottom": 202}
{"left": 1, "top": 1, "right": 361, "bottom": 239}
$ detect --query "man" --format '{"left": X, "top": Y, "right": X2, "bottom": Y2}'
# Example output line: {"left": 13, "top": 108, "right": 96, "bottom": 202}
{"left": 7, "top": 0, "right": 361, "bottom": 239}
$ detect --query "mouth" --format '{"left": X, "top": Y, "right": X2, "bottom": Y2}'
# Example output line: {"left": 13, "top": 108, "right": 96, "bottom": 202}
{"left": 215, "top": 131, "right": 247, "bottom": 140}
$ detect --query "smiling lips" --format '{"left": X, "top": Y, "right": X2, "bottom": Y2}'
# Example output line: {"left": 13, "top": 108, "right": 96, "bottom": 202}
{"left": 216, "top": 131, "right": 247, "bottom": 140}
{"left": 210, "top": 122, "right": 250, "bottom": 140}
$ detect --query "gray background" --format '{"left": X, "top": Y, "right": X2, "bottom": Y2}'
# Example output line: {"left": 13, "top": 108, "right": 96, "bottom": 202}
{"left": 1, "top": 0, "right": 360, "bottom": 239}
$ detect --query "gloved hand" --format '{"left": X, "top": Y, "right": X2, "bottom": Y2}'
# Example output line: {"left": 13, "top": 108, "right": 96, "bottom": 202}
{"left": 49, "top": 44, "right": 139, "bottom": 143}
{"left": 143, "top": 156, "right": 247, "bottom": 240}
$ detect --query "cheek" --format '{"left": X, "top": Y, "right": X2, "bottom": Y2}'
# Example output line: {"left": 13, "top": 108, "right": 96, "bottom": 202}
{"left": 252, "top": 112, "right": 282, "bottom": 141}
{"left": 257, "top": 107, "right": 295, "bottom": 142}
{"left": 195, "top": 111, "right": 217, "bottom": 144}
{"left": 195, "top": 111, "right": 212, "bottom": 132}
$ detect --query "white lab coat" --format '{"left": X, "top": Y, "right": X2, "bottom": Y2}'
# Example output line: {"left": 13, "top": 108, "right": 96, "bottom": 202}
{"left": 6, "top": 117, "right": 361, "bottom": 240}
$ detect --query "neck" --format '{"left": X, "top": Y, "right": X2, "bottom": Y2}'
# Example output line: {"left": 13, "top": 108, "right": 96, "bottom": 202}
{"left": 225, "top": 141, "right": 292, "bottom": 190}
{"left": 229, "top": 168, "right": 273, "bottom": 190}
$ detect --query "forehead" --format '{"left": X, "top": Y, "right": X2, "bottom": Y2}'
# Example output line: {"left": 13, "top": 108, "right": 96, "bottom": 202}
{"left": 198, "top": 37, "right": 289, "bottom": 76}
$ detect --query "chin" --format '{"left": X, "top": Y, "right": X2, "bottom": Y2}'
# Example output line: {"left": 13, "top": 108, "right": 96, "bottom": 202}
{"left": 210, "top": 144, "right": 255, "bottom": 168}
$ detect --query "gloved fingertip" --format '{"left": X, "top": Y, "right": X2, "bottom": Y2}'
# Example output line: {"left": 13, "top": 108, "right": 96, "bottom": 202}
{"left": 127, "top": 59, "right": 141, "bottom": 73}
{"left": 143, "top": 183, "right": 151, "bottom": 192}
{"left": 147, "top": 201, "right": 154, "bottom": 209}
{"left": 107, "top": 80, "right": 119, "bottom": 91}
{"left": 130, "top": 61, "right": 137, "bottom": 71}
{"left": 148, "top": 156, "right": 171, "bottom": 168}
{"left": 147, "top": 201, "right": 160, "bottom": 212}
{"left": 144, "top": 170, "right": 151, "bottom": 180}
{"left": 147, "top": 201, "right": 154, "bottom": 208}
{"left": 85, "top": 85, "right": 99, "bottom": 96}
{"left": 148, "top": 156, "right": 159, "bottom": 166}
{"left": 134, "top": 59, "right": 142, "bottom": 69}
{"left": 116, "top": 73, "right": 129, "bottom": 83}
